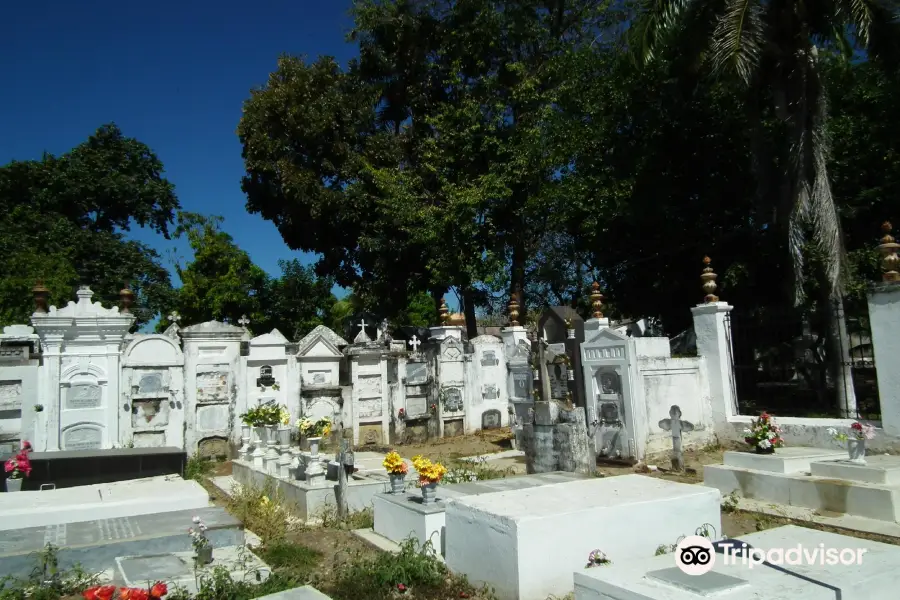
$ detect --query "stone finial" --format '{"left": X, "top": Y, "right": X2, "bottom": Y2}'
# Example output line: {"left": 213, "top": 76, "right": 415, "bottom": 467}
{"left": 589, "top": 282, "right": 604, "bottom": 319}
{"left": 238, "top": 314, "right": 251, "bottom": 328}
{"left": 439, "top": 298, "right": 450, "bottom": 325}
{"left": 32, "top": 281, "right": 50, "bottom": 314}
{"left": 119, "top": 285, "right": 135, "bottom": 314}
{"left": 701, "top": 257, "right": 719, "bottom": 303}
{"left": 878, "top": 222, "right": 900, "bottom": 282}
{"left": 508, "top": 294, "right": 520, "bottom": 327}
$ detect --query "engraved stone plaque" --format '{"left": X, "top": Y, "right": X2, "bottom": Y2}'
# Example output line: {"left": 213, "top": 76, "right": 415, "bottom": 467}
{"left": 0, "top": 381, "right": 22, "bottom": 407}
{"left": 137, "top": 373, "right": 163, "bottom": 395}
{"left": 482, "top": 409, "right": 502, "bottom": 429}
{"left": 358, "top": 398, "right": 382, "bottom": 418}
{"left": 133, "top": 432, "right": 165, "bottom": 448}
{"left": 442, "top": 388, "right": 463, "bottom": 412}
{"left": 512, "top": 370, "right": 531, "bottom": 398}
{"left": 66, "top": 384, "right": 102, "bottom": 409}
{"left": 63, "top": 426, "right": 102, "bottom": 450}
{"left": 482, "top": 384, "right": 499, "bottom": 400}
{"left": 600, "top": 402, "right": 620, "bottom": 423}
{"left": 198, "top": 436, "right": 228, "bottom": 459}
{"left": 480, "top": 350, "right": 499, "bottom": 367}
{"left": 406, "top": 395, "right": 428, "bottom": 416}
{"left": 358, "top": 424, "right": 383, "bottom": 445}
{"left": 357, "top": 374, "right": 382, "bottom": 396}
{"left": 131, "top": 399, "right": 169, "bottom": 427}
{"left": 310, "top": 372, "right": 327, "bottom": 384}
{"left": 406, "top": 362, "right": 428, "bottom": 385}
{"left": 196, "top": 372, "right": 228, "bottom": 402}
{"left": 196, "top": 404, "right": 229, "bottom": 432}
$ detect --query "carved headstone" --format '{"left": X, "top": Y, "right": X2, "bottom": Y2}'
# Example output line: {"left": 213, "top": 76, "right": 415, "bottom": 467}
{"left": 63, "top": 426, "right": 102, "bottom": 450}
{"left": 482, "top": 409, "right": 502, "bottom": 430}
{"left": 482, "top": 384, "right": 499, "bottom": 400}
{"left": 137, "top": 373, "right": 164, "bottom": 395}
{"left": 480, "top": 350, "right": 499, "bottom": 367}
{"left": 442, "top": 387, "right": 464, "bottom": 412}
{"left": 67, "top": 384, "right": 102, "bottom": 409}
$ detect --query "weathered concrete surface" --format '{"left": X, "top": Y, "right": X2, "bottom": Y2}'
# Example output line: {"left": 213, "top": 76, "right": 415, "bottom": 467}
{"left": 0, "top": 506, "right": 241, "bottom": 578}
{"left": 254, "top": 585, "right": 334, "bottom": 599}
{"left": 523, "top": 405, "right": 595, "bottom": 475}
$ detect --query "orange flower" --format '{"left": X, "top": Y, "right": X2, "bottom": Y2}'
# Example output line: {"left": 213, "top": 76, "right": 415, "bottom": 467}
{"left": 119, "top": 588, "right": 150, "bottom": 600}
{"left": 149, "top": 582, "right": 168, "bottom": 598}
{"left": 83, "top": 586, "right": 117, "bottom": 600}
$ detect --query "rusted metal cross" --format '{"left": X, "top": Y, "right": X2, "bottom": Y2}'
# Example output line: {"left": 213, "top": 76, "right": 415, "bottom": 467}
{"left": 658, "top": 405, "right": 694, "bottom": 471}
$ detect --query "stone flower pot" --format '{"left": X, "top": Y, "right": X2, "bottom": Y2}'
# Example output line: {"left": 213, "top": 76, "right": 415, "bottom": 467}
{"left": 848, "top": 438, "right": 866, "bottom": 464}
{"left": 277, "top": 426, "right": 291, "bottom": 446}
{"left": 754, "top": 445, "right": 775, "bottom": 455}
{"left": 5, "top": 478, "right": 22, "bottom": 492}
{"left": 389, "top": 473, "right": 406, "bottom": 494}
{"left": 195, "top": 545, "right": 213, "bottom": 565}
{"left": 253, "top": 426, "right": 267, "bottom": 446}
{"left": 308, "top": 437, "right": 322, "bottom": 458}
{"left": 421, "top": 481, "right": 438, "bottom": 504}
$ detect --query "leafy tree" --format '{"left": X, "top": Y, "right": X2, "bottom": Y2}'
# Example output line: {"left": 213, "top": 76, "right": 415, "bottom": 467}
{"left": 0, "top": 124, "right": 179, "bottom": 329}
{"left": 262, "top": 259, "right": 336, "bottom": 340}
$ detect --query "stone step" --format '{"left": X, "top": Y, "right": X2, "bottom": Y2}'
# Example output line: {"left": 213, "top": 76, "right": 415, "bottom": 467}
{"left": 704, "top": 463, "right": 900, "bottom": 522}
{"left": 0, "top": 475, "right": 210, "bottom": 531}
{"left": 0, "top": 506, "right": 242, "bottom": 578}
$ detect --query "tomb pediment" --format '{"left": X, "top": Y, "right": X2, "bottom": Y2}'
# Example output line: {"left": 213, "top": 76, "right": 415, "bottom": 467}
{"left": 586, "top": 327, "right": 628, "bottom": 344}
{"left": 297, "top": 325, "right": 348, "bottom": 355}
{"left": 300, "top": 337, "right": 343, "bottom": 358}
{"left": 250, "top": 329, "right": 289, "bottom": 347}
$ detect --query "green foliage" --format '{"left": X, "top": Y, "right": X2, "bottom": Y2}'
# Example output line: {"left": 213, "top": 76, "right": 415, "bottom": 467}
{"left": 0, "top": 124, "right": 179, "bottom": 329}
{"left": 0, "top": 544, "right": 98, "bottom": 600}
{"left": 164, "top": 567, "right": 300, "bottom": 600}
{"left": 327, "top": 538, "right": 446, "bottom": 600}
{"left": 184, "top": 451, "right": 216, "bottom": 482}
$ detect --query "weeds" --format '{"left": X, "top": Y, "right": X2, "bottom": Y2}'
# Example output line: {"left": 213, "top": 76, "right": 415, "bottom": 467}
{"left": 226, "top": 480, "right": 302, "bottom": 544}
{"left": 721, "top": 490, "right": 740, "bottom": 513}
{"left": 442, "top": 456, "right": 513, "bottom": 484}
{"left": 0, "top": 544, "right": 98, "bottom": 600}
{"left": 184, "top": 452, "right": 216, "bottom": 481}
{"left": 316, "top": 501, "right": 375, "bottom": 530}
{"left": 165, "top": 567, "right": 300, "bottom": 600}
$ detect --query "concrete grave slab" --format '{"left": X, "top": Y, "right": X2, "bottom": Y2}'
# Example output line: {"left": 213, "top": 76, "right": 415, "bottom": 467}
{"left": 117, "top": 546, "right": 270, "bottom": 595}
{"left": 443, "top": 475, "right": 721, "bottom": 600}
{"left": 372, "top": 471, "right": 590, "bottom": 556}
{"left": 574, "top": 525, "right": 899, "bottom": 599}
{"left": 254, "top": 586, "right": 334, "bottom": 599}
{"left": 0, "top": 475, "right": 209, "bottom": 531}
{"left": 810, "top": 454, "right": 900, "bottom": 485}
{"left": 0, "top": 506, "right": 241, "bottom": 578}
{"left": 723, "top": 447, "right": 846, "bottom": 474}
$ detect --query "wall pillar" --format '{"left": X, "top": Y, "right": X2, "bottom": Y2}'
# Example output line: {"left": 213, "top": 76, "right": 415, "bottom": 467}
{"left": 868, "top": 283, "right": 900, "bottom": 435}
{"left": 691, "top": 303, "right": 737, "bottom": 426}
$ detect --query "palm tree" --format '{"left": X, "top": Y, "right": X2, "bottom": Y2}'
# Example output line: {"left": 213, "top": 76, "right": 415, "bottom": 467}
{"left": 633, "top": 0, "right": 900, "bottom": 415}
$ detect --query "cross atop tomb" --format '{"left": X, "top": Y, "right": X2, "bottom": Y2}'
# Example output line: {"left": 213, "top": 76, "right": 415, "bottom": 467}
{"left": 358, "top": 319, "right": 367, "bottom": 332}
{"left": 658, "top": 404, "right": 694, "bottom": 471}
{"left": 408, "top": 335, "right": 421, "bottom": 352}
{"left": 167, "top": 311, "right": 180, "bottom": 324}
{"left": 238, "top": 314, "right": 251, "bottom": 328}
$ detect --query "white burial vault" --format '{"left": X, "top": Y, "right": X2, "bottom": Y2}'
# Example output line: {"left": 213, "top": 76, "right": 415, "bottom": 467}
{"left": 443, "top": 475, "right": 722, "bottom": 600}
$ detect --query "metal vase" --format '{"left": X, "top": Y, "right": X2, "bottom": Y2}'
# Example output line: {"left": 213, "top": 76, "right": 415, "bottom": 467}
{"left": 848, "top": 438, "right": 866, "bottom": 464}
{"left": 421, "top": 482, "right": 438, "bottom": 504}
{"left": 195, "top": 545, "right": 213, "bottom": 566}
{"left": 389, "top": 473, "right": 406, "bottom": 494}
{"left": 5, "top": 478, "right": 22, "bottom": 492}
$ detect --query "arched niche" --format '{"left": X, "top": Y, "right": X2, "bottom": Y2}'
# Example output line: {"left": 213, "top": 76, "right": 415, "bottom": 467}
{"left": 123, "top": 335, "right": 184, "bottom": 367}
{"left": 61, "top": 421, "right": 104, "bottom": 451}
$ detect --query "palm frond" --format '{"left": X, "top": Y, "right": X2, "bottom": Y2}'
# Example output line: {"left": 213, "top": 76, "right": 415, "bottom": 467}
{"left": 631, "top": 0, "right": 704, "bottom": 64}
{"left": 710, "top": 0, "right": 765, "bottom": 84}
{"left": 846, "top": 0, "right": 875, "bottom": 44}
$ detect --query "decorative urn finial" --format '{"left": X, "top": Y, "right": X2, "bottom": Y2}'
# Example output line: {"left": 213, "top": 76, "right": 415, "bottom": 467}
{"left": 701, "top": 257, "right": 719, "bottom": 303}
{"left": 32, "top": 281, "right": 50, "bottom": 314}
{"left": 589, "top": 282, "right": 604, "bottom": 319}
{"left": 878, "top": 222, "right": 900, "bottom": 282}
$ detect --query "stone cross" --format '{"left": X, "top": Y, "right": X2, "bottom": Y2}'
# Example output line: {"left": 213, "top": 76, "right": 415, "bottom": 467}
{"left": 658, "top": 405, "right": 694, "bottom": 471}
{"left": 358, "top": 319, "right": 367, "bottom": 333}
{"left": 167, "top": 312, "right": 180, "bottom": 324}
{"left": 408, "top": 335, "right": 421, "bottom": 352}
{"left": 238, "top": 314, "right": 250, "bottom": 328}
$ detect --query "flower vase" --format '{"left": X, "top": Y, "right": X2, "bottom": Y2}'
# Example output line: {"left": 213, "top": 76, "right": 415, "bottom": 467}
{"left": 389, "top": 473, "right": 406, "bottom": 494}
{"left": 421, "top": 481, "right": 438, "bottom": 504}
{"left": 754, "top": 446, "right": 775, "bottom": 455}
{"left": 848, "top": 438, "right": 866, "bottom": 464}
{"left": 567, "top": 329, "right": 576, "bottom": 340}
{"left": 253, "top": 426, "right": 266, "bottom": 446}
{"left": 567, "top": 368, "right": 575, "bottom": 381}
{"left": 308, "top": 437, "right": 322, "bottom": 458}
{"left": 195, "top": 546, "right": 213, "bottom": 566}
{"left": 240, "top": 425, "right": 251, "bottom": 460}
{"left": 533, "top": 369, "right": 539, "bottom": 380}
{"left": 277, "top": 426, "right": 291, "bottom": 447}
{"left": 5, "top": 478, "right": 22, "bottom": 492}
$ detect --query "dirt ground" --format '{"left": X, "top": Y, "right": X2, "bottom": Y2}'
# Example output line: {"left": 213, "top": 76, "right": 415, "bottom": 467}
{"left": 368, "top": 428, "right": 516, "bottom": 461}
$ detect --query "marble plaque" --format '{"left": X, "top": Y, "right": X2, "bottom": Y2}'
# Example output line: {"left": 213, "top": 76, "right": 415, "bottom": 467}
{"left": 549, "top": 365, "right": 568, "bottom": 399}
{"left": 358, "top": 424, "right": 383, "bottom": 445}
{"left": 131, "top": 399, "right": 169, "bottom": 427}
{"left": 198, "top": 436, "right": 228, "bottom": 459}
{"left": 406, "top": 362, "right": 428, "bottom": 385}
{"left": 482, "top": 384, "right": 499, "bottom": 400}
{"left": 196, "top": 372, "right": 228, "bottom": 401}
{"left": 63, "top": 426, "right": 102, "bottom": 450}
{"left": 357, "top": 398, "right": 382, "bottom": 418}
{"left": 67, "top": 384, "right": 102, "bottom": 409}
{"left": 357, "top": 374, "right": 382, "bottom": 396}
{"left": 0, "top": 381, "right": 21, "bottom": 408}
{"left": 512, "top": 370, "right": 531, "bottom": 398}
{"left": 133, "top": 432, "right": 165, "bottom": 448}
{"left": 137, "top": 372, "right": 163, "bottom": 395}
{"left": 480, "top": 350, "right": 499, "bottom": 367}
{"left": 196, "top": 404, "right": 229, "bottom": 432}
{"left": 308, "top": 371, "right": 329, "bottom": 385}
{"left": 407, "top": 395, "right": 428, "bottom": 416}
{"left": 482, "top": 409, "right": 502, "bottom": 429}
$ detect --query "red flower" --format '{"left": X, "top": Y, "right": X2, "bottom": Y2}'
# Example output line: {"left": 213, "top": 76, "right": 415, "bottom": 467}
{"left": 149, "top": 582, "right": 167, "bottom": 598}
{"left": 459, "top": 593, "right": 470, "bottom": 598}
{"left": 119, "top": 587, "right": 150, "bottom": 600}
{"left": 83, "top": 586, "right": 117, "bottom": 600}
{"left": 397, "top": 583, "right": 407, "bottom": 593}
{"left": 851, "top": 422, "right": 863, "bottom": 431}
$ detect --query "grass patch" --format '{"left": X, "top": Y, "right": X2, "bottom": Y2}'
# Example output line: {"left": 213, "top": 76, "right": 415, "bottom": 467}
{"left": 184, "top": 451, "right": 216, "bottom": 481}
{"left": 316, "top": 502, "right": 375, "bottom": 530}
{"left": 226, "top": 480, "right": 301, "bottom": 544}
{"left": 165, "top": 567, "right": 302, "bottom": 600}
{"left": 442, "top": 456, "right": 513, "bottom": 484}
{"left": 0, "top": 545, "right": 98, "bottom": 600}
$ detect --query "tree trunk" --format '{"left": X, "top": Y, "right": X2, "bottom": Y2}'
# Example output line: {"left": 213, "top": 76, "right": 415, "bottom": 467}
{"left": 813, "top": 263, "right": 857, "bottom": 417}
{"left": 511, "top": 242, "right": 527, "bottom": 325}
{"left": 462, "top": 288, "right": 478, "bottom": 339}
{"left": 430, "top": 287, "right": 446, "bottom": 324}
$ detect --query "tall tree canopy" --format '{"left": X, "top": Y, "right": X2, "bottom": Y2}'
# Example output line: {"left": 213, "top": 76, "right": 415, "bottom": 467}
{"left": 0, "top": 124, "right": 179, "bottom": 329}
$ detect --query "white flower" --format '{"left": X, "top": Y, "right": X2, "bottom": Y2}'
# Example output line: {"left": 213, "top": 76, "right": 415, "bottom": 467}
{"left": 759, "top": 439, "right": 772, "bottom": 449}
{"left": 743, "top": 428, "right": 752, "bottom": 434}
{"left": 767, "top": 431, "right": 776, "bottom": 439}
{"left": 192, "top": 516, "right": 201, "bottom": 524}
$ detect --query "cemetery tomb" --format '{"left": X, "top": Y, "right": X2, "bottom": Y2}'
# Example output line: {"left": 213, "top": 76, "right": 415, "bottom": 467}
{"left": 443, "top": 475, "right": 721, "bottom": 600}
{"left": 574, "top": 525, "right": 898, "bottom": 600}
{"left": 704, "top": 448, "right": 900, "bottom": 522}
{"left": 0, "top": 506, "right": 241, "bottom": 578}
{"left": 0, "top": 475, "right": 210, "bottom": 531}
{"left": 372, "top": 471, "right": 589, "bottom": 557}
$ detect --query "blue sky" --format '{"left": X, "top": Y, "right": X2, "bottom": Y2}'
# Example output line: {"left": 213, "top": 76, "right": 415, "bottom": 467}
{"left": 1, "top": 0, "right": 359, "bottom": 295}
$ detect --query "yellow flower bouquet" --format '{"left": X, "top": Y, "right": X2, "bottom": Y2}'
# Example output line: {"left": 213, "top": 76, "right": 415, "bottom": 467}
{"left": 383, "top": 451, "right": 408, "bottom": 475}
{"left": 411, "top": 455, "right": 447, "bottom": 485}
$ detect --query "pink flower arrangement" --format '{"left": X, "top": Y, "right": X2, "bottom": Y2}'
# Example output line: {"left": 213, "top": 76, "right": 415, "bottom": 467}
{"left": 5, "top": 440, "right": 33, "bottom": 480}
